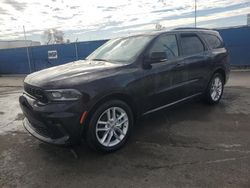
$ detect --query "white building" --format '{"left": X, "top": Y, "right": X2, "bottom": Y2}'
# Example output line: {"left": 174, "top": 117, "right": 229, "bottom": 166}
{"left": 0, "top": 40, "right": 41, "bottom": 50}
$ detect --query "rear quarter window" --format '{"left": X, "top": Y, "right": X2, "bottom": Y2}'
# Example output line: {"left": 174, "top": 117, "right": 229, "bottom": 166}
{"left": 202, "top": 34, "right": 223, "bottom": 49}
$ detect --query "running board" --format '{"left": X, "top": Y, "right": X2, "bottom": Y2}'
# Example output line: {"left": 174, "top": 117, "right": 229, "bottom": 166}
{"left": 143, "top": 93, "right": 202, "bottom": 115}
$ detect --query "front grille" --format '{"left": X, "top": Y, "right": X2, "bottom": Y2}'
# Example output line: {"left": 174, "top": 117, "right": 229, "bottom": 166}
{"left": 24, "top": 84, "right": 48, "bottom": 103}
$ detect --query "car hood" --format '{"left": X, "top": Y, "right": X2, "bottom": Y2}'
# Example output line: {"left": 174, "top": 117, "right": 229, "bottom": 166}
{"left": 24, "top": 60, "right": 124, "bottom": 88}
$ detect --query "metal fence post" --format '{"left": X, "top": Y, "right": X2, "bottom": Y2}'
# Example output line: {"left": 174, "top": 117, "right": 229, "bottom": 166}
{"left": 23, "top": 25, "right": 32, "bottom": 73}
{"left": 75, "top": 38, "right": 79, "bottom": 61}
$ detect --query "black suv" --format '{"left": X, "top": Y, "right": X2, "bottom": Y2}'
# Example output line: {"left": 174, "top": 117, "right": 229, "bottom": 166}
{"left": 19, "top": 28, "right": 230, "bottom": 152}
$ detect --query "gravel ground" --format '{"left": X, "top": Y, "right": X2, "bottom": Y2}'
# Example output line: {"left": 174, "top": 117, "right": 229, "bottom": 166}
{"left": 0, "top": 71, "right": 250, "bottom": 188}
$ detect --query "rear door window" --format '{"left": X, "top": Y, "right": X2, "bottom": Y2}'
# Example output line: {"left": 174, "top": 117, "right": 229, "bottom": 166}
{"left": 180, "top": 34, "right": 205, "bottom": 56}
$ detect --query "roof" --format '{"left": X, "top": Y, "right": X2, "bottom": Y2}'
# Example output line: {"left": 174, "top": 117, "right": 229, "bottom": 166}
{"left": 138, "top": 27, "right": 218, "bottom": 36}
{"left": 111, "top": 27, "right": 220, "bottom": 40}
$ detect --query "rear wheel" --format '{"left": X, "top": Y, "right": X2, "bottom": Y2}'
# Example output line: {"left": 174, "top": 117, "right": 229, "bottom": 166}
{"left": 204, "top": 73, "right": 224, "bottom": 104}
{"left": 86, "top": 100, "right": 133, "bottom": 152}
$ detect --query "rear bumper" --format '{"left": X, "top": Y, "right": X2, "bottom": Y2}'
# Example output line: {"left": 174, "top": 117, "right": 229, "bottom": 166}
{"left": 19, "top": 94, "right": 85, "bottom": 146}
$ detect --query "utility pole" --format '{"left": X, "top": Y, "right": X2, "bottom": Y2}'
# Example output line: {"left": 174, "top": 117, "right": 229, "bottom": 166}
{"left": 23, "top": 25, "right": 32, "bottom": 73}
{"left": 194, "top": 0, "right": 197, "bottom": 27}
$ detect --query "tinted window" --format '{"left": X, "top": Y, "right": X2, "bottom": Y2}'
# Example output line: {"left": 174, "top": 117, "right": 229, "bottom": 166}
{"left": 202, "top": 34, "right": 223, "bottom": 49}
{"left": 149, "top": 34, "right": 179, "bottom": 60}
{"left": 181, "top": 34, "right": 204, "bottom": 56}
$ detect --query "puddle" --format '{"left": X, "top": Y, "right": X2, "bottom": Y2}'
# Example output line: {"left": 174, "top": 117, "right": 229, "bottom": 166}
{"left": 217, "top": 143, "right": 241, "bottom": 148}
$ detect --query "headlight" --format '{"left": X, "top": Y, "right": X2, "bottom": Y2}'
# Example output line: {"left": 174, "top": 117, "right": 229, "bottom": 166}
{"left": 45, "top": 89, "right": 82, "bottom": 101}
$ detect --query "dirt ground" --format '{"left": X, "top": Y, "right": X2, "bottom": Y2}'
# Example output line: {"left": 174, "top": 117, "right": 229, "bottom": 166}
{"left": 0, "top": 71, "right": 250, "bottom": 188}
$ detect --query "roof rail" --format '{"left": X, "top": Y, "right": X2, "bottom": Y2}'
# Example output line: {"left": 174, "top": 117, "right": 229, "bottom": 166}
{"left": 172, "top": 27, "right": 212, "bottom": 30}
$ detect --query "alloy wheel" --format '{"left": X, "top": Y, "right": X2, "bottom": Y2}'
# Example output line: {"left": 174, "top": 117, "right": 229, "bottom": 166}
{"left": 95, "top": 107, "right": 129, "bottom": 147}
{"left": 210, "top": 76, "right": 223, "bottom": 101}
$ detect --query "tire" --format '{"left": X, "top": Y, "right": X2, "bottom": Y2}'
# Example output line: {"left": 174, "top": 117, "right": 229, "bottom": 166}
{"left": 86, "top": 100, "right": 134, "bottom": 152}
{"left": 203, "top": 73, "right": 224, "bottom": 105}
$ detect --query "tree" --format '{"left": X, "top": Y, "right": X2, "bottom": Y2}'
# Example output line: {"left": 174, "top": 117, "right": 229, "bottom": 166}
{"left": 155, "top": 23, "right": 165, "bottom": 30}
{"left": 43, "top": 28, "right": 65, "bottom": 44}
{"left": 66, "top": 39, "right": 70, "bottom": 43}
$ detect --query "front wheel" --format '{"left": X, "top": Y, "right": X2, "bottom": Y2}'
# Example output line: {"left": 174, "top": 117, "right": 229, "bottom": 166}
{"left": 203, "top": 73, "right": 224, "bottom": 105}
{"left": 86, "top": 100, "right": 133, "bottom": 152}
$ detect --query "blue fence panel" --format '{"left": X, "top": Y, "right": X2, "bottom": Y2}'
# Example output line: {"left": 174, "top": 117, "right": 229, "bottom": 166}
{"left": 226, "top": 45, "right": 250, "bottom": 66}
{"left": 30, "top": 43, "right": 76, "bottom": 71}
{"left": 218, "top": 26, "right": 250, "bottom": 46}
{"left": 0, "top": 40, "right": 107, "bottom": 74}
{"left": 0, "top": 47, "right": 30, "bottom": 74}
{"left": 217, "top": 26, "right": 250, "bottom": 66}
{"left": 0, "top": 26, "right": 250, "bottom": 74}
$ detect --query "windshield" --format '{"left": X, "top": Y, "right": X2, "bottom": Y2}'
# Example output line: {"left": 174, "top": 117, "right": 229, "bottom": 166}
{"left": 86, "top": 35, "right": 153, "bottom": 63}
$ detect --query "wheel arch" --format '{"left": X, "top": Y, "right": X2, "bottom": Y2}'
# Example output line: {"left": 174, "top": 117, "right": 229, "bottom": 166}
{"left": 82, "top": 92, "right": 138, "bottom": 133}
{"left": 213, "top": 68, "right": 226, "bottom": 83}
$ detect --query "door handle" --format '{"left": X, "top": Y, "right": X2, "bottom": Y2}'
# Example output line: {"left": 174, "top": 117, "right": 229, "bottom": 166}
{"left": 175, "top": 62, "right": 185, "bottom": 68}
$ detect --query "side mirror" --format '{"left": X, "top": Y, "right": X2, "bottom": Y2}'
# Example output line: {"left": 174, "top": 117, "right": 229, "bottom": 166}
{"left": 142, "top": 52, "right": 167, "bottom": 69}
{"left": 150, "top": 52, "right": 167, "bottom": 62}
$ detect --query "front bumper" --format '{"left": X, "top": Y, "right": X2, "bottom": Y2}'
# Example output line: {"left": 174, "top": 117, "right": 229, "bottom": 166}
{"left": 23, "top": 118, "right": 70, "bottom": 145}
{"left": 19, "top": 94, "right": 85, "bottom": 146}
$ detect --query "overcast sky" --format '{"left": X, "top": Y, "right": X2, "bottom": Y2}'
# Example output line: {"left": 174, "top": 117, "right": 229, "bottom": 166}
{"left": 0, "top": 0, "right": 249, "bottom": 42}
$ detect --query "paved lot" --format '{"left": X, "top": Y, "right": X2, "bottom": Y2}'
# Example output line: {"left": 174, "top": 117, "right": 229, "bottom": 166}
{"left": 0, "top": 71, "right": 250, "bottom": 188}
